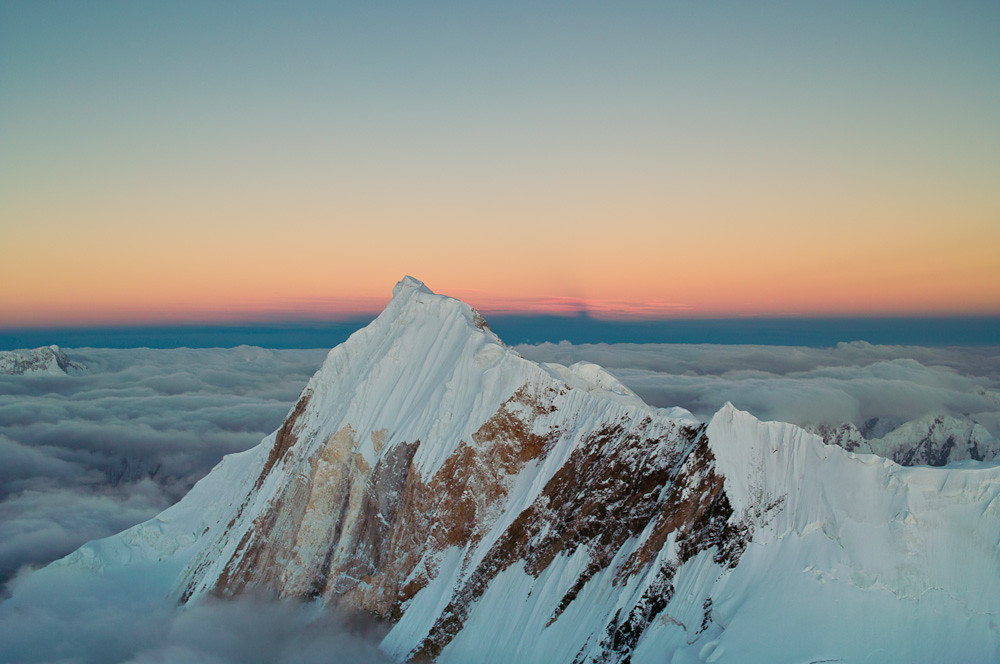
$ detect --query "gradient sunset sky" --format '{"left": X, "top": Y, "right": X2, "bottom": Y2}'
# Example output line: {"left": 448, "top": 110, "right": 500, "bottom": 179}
{"left": 2, "top": 1, "right": 998, "bottom": 326}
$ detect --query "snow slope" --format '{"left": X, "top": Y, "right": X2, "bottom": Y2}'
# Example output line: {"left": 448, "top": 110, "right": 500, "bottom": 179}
{"left": 7, "top": 278, "right": 1000, "bottom": 663}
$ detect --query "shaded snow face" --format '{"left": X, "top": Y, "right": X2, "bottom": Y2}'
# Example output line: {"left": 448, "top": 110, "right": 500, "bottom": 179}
{"left": 517, "top": 341, "right": 1000, "bottom": 437}
{"left": 0, "top": 347, "right": 327, "bottom": 590}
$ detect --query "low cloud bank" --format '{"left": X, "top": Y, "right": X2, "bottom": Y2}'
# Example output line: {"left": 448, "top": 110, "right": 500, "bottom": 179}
{"left": 517, "top": 341, "right": 1000, "bottom": 436}
{"left": 0, "top": 347, "right": 327, "bottom": 588}
{"left": 0, "top": 565, "right": 389, "bottom": 664}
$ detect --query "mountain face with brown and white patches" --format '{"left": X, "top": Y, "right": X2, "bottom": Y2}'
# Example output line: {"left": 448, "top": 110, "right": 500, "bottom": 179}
{"left": 26, "top": 278, "right": 1000, "bottom": 663}
{"left": 174, "top": 277, "right": 753, "bottom": 662}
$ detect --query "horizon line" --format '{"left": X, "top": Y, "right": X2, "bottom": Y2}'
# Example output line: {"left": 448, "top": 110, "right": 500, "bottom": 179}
{"left": 3, "top": 310, "right": 1000, "bottom": 333}
{"left": 2, "top": 313, "right": 999, "bottom": 352}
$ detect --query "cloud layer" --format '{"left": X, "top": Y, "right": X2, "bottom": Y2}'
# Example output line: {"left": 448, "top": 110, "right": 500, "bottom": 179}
{"left": 0, "top": 347, "right": 328, "bottom": 587}
{"left": 0, "top": 566, "right": 390, "bottom": 664}
{"left": 517, "top": 341, "right": 1000, "bottom": 436}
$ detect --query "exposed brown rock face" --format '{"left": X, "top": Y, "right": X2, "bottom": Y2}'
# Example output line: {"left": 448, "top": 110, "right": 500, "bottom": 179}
{"left": 582, "top": 435, "right": 761, "bottom": 664}
{"left": 181, "top": 375, "right": 767, "bottom": 664}
{"left": 181, "top": 382, "right": 565, "bottom": 615}
{"left": 253, "top": 388, "right": 313, "bottom": 491}
{"left": 409, "top": 422, "right": 762, "bottom": 663}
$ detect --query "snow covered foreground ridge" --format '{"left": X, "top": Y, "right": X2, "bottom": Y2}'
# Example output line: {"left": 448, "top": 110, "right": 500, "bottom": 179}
{"left": 32, "top": 278, "right": 1000, "bottom": 661}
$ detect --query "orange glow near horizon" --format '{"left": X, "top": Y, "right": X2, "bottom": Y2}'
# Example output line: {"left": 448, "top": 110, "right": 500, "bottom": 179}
{"left": 3, "top": 250, "right": 1000, "bottom": 328}
{"left": 3, "top": 184, "right": 998, "bottom": 326}
{"left": 2, "top": 4, "right": 998, "bottom": 328}
{"left": 3, "top": 172, "right": 999, "bottom": 326}
{"left": 3, "top": 183, "right": 1000, "bottom": 326}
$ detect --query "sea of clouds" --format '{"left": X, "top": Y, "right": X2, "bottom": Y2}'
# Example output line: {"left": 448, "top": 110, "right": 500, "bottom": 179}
{"left": 0, "top": 346, "right": 396, "bottom": 663}
{"left": 0, "top": 347, "right": 328, "bottom": 590}
{"left": 1, "top": 341, "right": 998, "bottom": 662}
{"left": 518, "top": 341, "right": 1000, "bottom": 436}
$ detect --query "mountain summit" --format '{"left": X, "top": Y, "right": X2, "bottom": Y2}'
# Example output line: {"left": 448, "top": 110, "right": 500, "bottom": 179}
{"left": 12, "top": 279, "right": 1000, "bottom": 662}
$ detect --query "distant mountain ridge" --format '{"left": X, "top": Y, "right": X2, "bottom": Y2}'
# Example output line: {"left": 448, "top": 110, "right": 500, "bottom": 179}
{"left": 0, "top": 345, "right": 82, "bottom": 376}
{"left": 7, "top": 278, "right": 1000, "bottom": 663}
{"left": 813, "top": 413, "right": 999, "bottom": 466}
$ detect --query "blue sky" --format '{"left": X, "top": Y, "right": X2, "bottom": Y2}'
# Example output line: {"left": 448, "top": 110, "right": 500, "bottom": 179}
{"left": 2, "top": 1, "right": 998, "bottom": 325}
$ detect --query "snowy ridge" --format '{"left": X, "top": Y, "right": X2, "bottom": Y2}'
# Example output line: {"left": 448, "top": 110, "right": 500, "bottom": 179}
{"left": 697, "top": 406, "right": 1000, "bottom": 662}
{"left": 815, "top": 412, "right": 1000, "bottom": 466}
{"left": 0, "top": 345, "right": 82, "bottom": 375}
{"left": 12, "top": 278, "right": 1000, "bottom": 663}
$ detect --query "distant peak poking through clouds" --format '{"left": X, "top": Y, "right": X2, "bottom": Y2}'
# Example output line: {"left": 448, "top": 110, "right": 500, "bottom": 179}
{"left": 0, "top": 346, "right": 82, "bottom": 376}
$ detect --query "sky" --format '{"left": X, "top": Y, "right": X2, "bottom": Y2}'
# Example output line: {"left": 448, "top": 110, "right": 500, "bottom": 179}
{"left": 2, "top": 1, "right": 999, "bottom": 326}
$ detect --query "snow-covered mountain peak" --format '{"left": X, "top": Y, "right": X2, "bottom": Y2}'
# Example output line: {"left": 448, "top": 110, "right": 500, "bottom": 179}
{"left": 813, "top": 411, "right": 999, "bottom": 466}
{"left": 280, "top": 277, "right": 519, "bottom": 482}
{"left": 373, "top": 275, "right": 498, "bottom": 345}
{"left": 392, "top": 275, "right": 435, "bottom": 298}
{"left": 12, "top": 281, "right": 1000, "bottom": 663}
{"left": 0, "top": 344, "right": 83, "bottom": 375}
